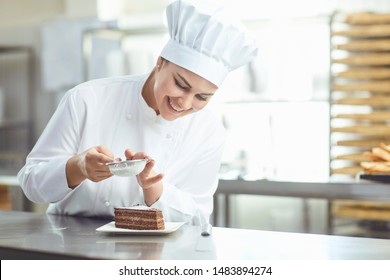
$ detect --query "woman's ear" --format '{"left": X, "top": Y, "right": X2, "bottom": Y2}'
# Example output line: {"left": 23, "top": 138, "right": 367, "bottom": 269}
{"left": 156, "top": 56, "right": 164, "bottom": 71}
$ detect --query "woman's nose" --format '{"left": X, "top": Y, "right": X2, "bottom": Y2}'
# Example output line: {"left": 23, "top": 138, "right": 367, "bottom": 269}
{"left": 178, "top": 95, "right": 193, "bottom": 109}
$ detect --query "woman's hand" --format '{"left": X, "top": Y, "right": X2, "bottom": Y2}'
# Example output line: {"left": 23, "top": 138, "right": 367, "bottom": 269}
{"left": 125, "top": 149, "right": 164, "bottom": 206}
{"left": 66, "top": 145, "right": 115, "bottom": 189}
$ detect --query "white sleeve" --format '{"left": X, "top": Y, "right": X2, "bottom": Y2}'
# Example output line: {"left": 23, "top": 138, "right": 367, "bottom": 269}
{"left": 17, "top": 90, "right": 81, "bottom": 203}
{"left": 150, "top": 125, "right": 225, "bottom": 225}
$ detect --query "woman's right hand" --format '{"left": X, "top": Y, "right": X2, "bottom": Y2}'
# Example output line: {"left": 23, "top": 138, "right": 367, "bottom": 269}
{"left": 66, "top": 145, "right": 115, "bottom": 189}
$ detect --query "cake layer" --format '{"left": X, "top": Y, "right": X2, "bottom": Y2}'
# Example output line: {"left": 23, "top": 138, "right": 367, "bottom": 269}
{"left": 114, "top": 206, "right": 165, "bottom": 230}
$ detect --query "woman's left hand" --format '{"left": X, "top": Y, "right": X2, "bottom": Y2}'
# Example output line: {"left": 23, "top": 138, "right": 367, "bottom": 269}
{"left": 124, "top": 149, "right": 164, "bottom": 190}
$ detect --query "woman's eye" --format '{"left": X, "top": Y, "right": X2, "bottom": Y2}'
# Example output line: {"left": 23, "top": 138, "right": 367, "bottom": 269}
{"left": 174, "top": 77, "right": 208, "bottom": 101}
{"left": 174, "top": 78, "right": 187, "bottom": 90}
{"left": 196, "top": 94, "right": 207, "bottom": 101}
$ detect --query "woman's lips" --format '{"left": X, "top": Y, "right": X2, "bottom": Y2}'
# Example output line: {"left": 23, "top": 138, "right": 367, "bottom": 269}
{"left": 168, "top": 97, "right": 185, "bottom": 113}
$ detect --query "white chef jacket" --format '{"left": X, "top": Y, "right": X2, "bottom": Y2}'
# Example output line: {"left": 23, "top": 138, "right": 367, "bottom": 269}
{"left": 18, "top": 74, "right": 226, "bottom": 224}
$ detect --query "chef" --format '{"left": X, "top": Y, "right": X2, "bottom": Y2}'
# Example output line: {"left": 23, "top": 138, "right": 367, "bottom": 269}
{"left": 18, "top": 0, "right": 258, "bottom": 225}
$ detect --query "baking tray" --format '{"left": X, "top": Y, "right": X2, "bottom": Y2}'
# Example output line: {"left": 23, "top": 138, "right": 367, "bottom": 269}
{"left": 360, "top": 174, "right": 390, "bottom": 183}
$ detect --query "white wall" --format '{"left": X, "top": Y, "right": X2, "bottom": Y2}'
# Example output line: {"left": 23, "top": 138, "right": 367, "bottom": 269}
{"left": 0, "top": 0, "right": 64, "bottom": 27}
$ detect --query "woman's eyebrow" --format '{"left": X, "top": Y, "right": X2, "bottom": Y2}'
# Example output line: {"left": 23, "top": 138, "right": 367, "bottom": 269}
{"left": 176, "top": 73, "right": 192, "bottom": 88}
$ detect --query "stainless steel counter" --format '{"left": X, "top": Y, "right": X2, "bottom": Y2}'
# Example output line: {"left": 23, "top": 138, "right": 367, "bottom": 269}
{"left": 1, "top": 210, "right": 390, "bottom": 260}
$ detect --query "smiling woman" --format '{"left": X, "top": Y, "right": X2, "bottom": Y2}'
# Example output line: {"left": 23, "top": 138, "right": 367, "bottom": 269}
{"left": 17, "top": 0, "right": 257, "bottom": 225}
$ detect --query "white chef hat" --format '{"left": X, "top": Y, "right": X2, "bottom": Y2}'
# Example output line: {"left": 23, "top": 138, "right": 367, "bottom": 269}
{"left": 160, "top": 0, "right": 258, "bottom": 87}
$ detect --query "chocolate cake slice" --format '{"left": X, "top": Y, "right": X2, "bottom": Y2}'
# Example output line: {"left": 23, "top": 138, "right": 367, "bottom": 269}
{"left": 114, "top": 206, "right": 165, "bottom": 230}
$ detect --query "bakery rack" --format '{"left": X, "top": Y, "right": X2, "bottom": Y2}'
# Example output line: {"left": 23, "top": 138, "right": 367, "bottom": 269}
{"left": 329, "top": 11, "right": 390, "bottom": 224}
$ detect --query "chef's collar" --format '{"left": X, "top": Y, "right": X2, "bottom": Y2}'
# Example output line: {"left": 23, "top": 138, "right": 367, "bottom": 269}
{"left": 139, "top": 90, "right": 158, "bottom": 122}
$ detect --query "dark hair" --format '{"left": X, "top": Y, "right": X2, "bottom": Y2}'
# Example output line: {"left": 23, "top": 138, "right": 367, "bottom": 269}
{"left": 161, "top": 57, "right": 169, "bottom": 64}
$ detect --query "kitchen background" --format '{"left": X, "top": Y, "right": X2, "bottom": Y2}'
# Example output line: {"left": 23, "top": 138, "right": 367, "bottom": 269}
{"left": 1, "top": 0, "right": 390, "bottom": 237}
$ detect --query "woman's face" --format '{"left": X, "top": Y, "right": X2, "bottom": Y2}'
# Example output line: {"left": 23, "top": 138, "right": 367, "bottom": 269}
{"left": 151, "top": 57, "right": 218, "bottom": 121}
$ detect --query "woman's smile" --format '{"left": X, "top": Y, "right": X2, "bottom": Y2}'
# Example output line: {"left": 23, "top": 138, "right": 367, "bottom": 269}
{"left": 167, "top": 97, "right": 186, "bottom": 113}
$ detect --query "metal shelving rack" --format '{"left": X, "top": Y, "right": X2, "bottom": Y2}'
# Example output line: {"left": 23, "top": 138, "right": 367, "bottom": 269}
{"left": 329, "top": 11, "right": 390, "bottom": 177}
{"left": 0, "top": 46, "right": 34, "bottom": 176}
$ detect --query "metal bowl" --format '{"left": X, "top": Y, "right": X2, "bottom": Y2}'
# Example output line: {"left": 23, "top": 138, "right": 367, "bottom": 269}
{"left": 106, "top": 159, "right": 147, "bottom": 177}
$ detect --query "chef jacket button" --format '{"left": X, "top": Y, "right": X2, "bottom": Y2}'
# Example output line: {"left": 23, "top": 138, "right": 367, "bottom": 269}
{"left": 126, "top": 114, "right": 132, "bottom": 120}
{"left": 104, "top": 201, "right": 110, "bottom": 207}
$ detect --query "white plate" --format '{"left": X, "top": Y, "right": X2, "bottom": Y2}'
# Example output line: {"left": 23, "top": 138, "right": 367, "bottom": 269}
{"left": 96, "top": 221, "right": 185, "bottom": 235}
